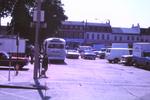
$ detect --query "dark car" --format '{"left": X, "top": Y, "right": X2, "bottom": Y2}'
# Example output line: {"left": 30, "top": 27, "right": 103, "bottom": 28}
{"left": 121, "top": 55, "right": 133, "bottom": 66}
{"left": 66, "top": 50, "right": 80, "bottom": 59}
{"left": 96, "top": 51, "right": 106, "bottom": 59}
{"left": 0, "top": 51, "right": 29, "bottom": 69}
{"left": 132, "top": 56, "right": 150, "bottom": 69}
{"left": 80, "top": 50, "right": 96, "bottom": 60}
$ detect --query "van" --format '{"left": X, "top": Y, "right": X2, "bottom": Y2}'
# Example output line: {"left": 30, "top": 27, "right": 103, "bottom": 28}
{"left": 105, "top": 48, "right": 132, "bottom": 63}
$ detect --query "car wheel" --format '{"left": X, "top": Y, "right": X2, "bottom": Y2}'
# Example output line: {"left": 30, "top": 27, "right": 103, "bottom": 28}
{"left": 114, "top": 58, "right": 119, "bottom": 63}
{"left": 145, "top": 62, "right": 150, "bottom": 70}
{"left": 108, "top": 60, "right": 112, "bottom": 63}
{"left": 134, "top": 61, "right": 139, "bottom": 67}
{"left": 14, "top": 64, "right": 23, "bottom": 70}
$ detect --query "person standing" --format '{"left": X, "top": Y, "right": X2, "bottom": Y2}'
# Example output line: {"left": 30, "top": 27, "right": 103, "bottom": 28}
{"left": 41, "top": 54, "right": 48, "bottom": 78}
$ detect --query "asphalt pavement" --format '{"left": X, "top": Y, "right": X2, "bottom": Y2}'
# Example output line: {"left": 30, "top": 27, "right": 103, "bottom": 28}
{"left": 0, "top": 59, "right": 150, "bottom": 100}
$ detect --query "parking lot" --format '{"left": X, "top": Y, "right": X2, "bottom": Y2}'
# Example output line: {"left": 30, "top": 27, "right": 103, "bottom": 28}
{"left": 0, "top": 57, "right": 150, "bottom": 100}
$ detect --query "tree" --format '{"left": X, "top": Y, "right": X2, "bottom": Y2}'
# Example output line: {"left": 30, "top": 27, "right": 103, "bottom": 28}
{"left": 11, "top": 0, "right": 33, "bottom": 39}
{"left": 0, "top": 0, "right": 34, "bottom": 39}
{"left": 39, "top": 0, "right": 68, "bottom": 44}
{"left": 0, "top": 0, "right": 67, "bottom": 44}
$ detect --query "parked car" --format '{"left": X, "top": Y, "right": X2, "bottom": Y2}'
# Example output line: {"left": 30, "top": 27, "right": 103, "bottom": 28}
{"left": 132, "top": 43, "right": 150, "bottom": 69}
{"left": 132, "top": 56, "right": 150, "bottom": 69}
{"left": 0, "top": 51, "right": 29, "bottom": 69}
{"left": 66, "top": 50, "right": 80, "bottom": 59}
{"left": 80, "top": 50, "right": 96, "bottom": 60}
{"left": 121, "top": 55, "right": 133, "bottom": 66}
{"left": 96, "top": 50, "right": 106, "bottom": 59}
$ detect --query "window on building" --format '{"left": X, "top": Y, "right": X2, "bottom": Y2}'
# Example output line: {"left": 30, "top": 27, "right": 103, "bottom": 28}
{"left": 63, "top": 25, "right": 67, "bottom": 29}
{"left": 79, "top": 26, "right": 83, "bottom": 30}
{"left": 119, "top": 36, "right": 122, "bottom": 41}
{"left": 141, "top": 38, "right": 144, "bottom": 42}
{"left": 97, "top": 34, "right": 100, "bottom": 40}
{"left": 79, "top": 33, "right": 83, "bottom": 39}
{"left": 69, "top": 25, "right": 73, "bottom": 29}
{"left": 127, "top": 36, "right": 130, "bottom": 40}
{"left": 114, "top": 36, "right": 117, "bottom": 41}
{"left": 75, "top": 26, "right": 78, "bottom": 30}
{"left": 107, "top": 34, "right": 109, "bottom": 40}
{"left": 132, "top": 36, "right": 134, "bottom": 41}
{"left": 92, "top": 34, "right": 94, "bottom": 40}
{"left": 136, "top": 37, "right": 139, "bottom": 41}
{"left": 87, "top": 34, "right": 89, "bottom": 39}
{"left": 145, "top": 39, "right": 148, "bottom": 42}
{"left": 102, "top": 34, "right": 105, "bottom": 40}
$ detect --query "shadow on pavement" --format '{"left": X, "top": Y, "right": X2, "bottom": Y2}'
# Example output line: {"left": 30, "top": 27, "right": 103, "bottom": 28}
{"left": 34, "top": 79, "right": 51, "bottom": 100}
{"left": 50, "top": 60, "right": 67, "bottom": 65}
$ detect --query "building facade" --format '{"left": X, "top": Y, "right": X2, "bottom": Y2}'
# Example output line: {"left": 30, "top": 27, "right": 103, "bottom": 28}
{"left": 58, "top": 21, "right": 150, "bottom": 48}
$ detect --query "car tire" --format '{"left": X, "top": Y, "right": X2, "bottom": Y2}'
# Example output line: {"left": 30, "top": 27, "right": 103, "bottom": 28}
{"left": 108, "top": 60, "right": 112, "bottom": 63}
{"left": 114, "top": 58, "right": 119, "bottom": 63}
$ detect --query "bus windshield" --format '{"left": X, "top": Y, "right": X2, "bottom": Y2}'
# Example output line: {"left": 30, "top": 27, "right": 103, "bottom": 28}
{"left": 48, "top": 44, "right": 64, "bottom": 49}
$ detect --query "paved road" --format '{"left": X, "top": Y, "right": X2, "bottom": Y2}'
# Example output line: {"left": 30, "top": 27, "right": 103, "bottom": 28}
{"left": 0, "top": 58, "right": 150, "bottom": 100}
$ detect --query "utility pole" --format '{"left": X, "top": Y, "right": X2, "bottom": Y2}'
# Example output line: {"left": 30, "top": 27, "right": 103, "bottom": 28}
{"left": 34, "top": 0, "right": 41, "bottom": 79}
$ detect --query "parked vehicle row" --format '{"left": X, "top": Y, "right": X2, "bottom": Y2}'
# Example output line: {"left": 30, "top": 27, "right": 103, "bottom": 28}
{"left": 65, "top": 43, "right": 150, "bottom": 71}
{"left": 115, "top": 43, "right": 150, "bottom": 70}
{"left": 66, "top": 49, "right": 97, "bottom": 60}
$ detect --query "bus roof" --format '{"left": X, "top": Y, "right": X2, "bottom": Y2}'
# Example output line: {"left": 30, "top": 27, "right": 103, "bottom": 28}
{"left": 45, "top": 37, "right": 65, "bottom": 43}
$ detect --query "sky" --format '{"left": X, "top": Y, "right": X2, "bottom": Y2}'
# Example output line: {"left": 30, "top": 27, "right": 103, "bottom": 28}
{"left": 61, "top": 0, "right": 150, "bottom": 28}
{"left": 1, "top": 0, "right": 150, "bottom": 28}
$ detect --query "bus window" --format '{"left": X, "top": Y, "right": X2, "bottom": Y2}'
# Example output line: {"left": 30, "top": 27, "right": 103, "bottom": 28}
{"left": 48, "top": 44, "right": 64, "bottom": 49}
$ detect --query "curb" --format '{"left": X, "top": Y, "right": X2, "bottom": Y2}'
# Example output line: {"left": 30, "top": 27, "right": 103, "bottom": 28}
{"left": 0, "top": 84, "right": 48, "bottom": 90}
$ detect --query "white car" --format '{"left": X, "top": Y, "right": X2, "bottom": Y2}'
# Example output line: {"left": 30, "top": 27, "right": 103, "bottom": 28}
{"left": 66, "top": 50, "right": 80, "bottom": 59}
{"left": 80, "top": 50, "right": 96, "bottom": 60}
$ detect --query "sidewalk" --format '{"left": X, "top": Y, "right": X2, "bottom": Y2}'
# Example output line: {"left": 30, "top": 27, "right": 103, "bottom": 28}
{"left": 0, "top": 63, "right": 47, "bottom": 90}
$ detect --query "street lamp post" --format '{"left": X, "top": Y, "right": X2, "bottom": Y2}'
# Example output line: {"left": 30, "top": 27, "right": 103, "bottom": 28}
{"left": 33, "top": 0, "right": 41, "bottom": 79}
{"left": 83, "top": 19, "right": 87, "bottom": 45}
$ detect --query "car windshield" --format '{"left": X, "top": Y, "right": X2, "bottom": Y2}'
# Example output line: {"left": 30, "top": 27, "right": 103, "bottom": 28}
{"left": 143, "top": 52, "right": 150, "bottom": 57}
{"left": 68, "top": 50, "right": 78, "bottom": 52}
{"left": 84, "top": 50, "right": 94, "bottom": 53}
{"left": 0, "top": 52, "right": 9, "bottom": 59}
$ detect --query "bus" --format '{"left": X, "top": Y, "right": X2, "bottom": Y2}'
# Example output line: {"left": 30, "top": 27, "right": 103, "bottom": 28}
{"left": 43, "top": 37, "right": 66, "bottom": 62}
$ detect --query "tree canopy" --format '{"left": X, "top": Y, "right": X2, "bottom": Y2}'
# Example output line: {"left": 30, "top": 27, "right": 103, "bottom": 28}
{"left": 0, "top": 0, "right": 67, "bottom": 44}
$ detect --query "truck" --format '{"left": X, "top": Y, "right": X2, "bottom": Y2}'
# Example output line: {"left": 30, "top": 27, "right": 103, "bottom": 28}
{"left": 93, "top": 44, "right": 105, "bottom": 51}
{"left": 112, "top": 43, "right": 129, "bottom": 48}
{"left": 0, "top": 36, "right": 27, "bottom": 57}
{"left": 132, "top": 43, "right": 150, "bottom": 69}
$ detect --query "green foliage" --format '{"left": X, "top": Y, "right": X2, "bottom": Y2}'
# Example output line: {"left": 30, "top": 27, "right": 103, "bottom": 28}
{"left": 0, "top": 0, "right": 67, "bottom": 44}
{"left": 39, "top": 0, "right": 68, "bottom": 43}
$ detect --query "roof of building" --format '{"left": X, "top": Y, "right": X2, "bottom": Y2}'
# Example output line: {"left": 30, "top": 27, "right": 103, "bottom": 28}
{"left": 62, "top": 21, "right": 111, "bottom": 27}
{"left": 112, "top": 27, "right": 140, "bottom": 34}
